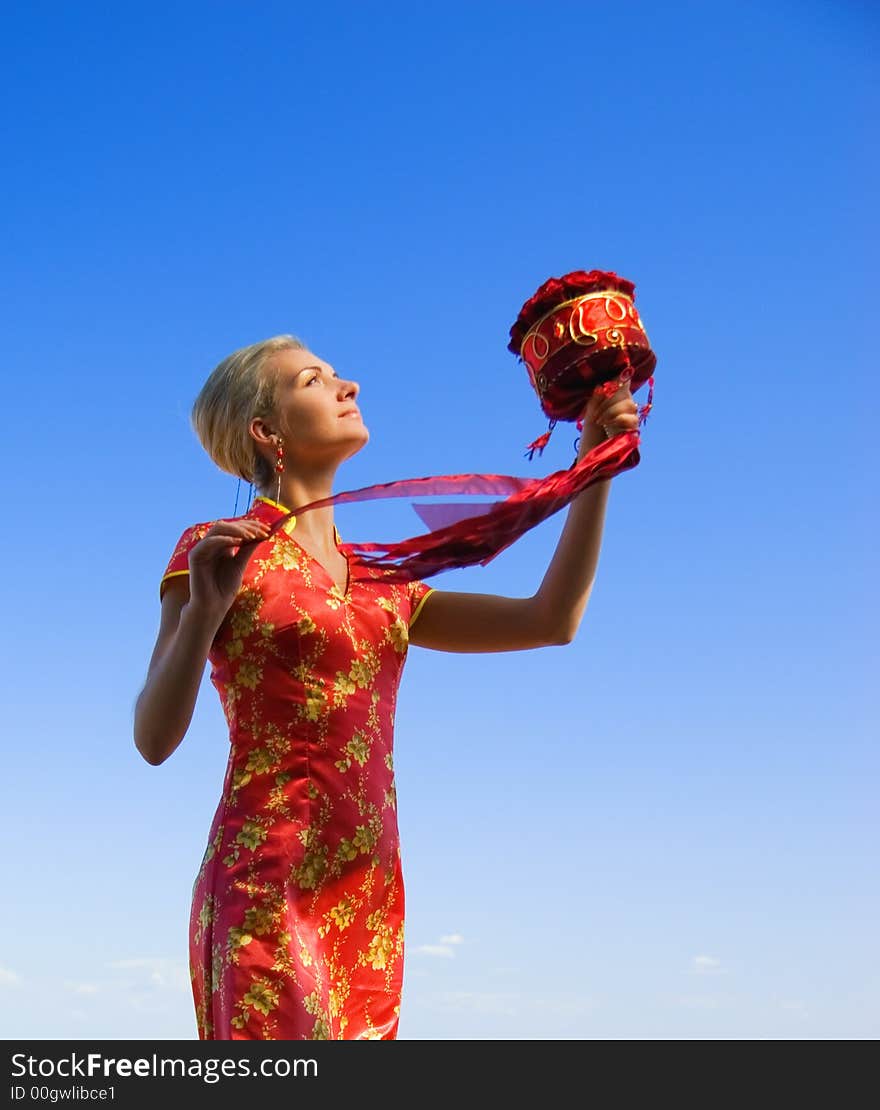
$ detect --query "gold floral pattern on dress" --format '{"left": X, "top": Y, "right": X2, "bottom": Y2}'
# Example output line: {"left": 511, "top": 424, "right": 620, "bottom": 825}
{"left": 161, "top": 496, "right": 434, "bottom": 1040}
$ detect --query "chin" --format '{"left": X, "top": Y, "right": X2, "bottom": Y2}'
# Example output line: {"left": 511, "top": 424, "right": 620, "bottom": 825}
{"left": 340, "top": 424, "right": 369, "bottom": 454}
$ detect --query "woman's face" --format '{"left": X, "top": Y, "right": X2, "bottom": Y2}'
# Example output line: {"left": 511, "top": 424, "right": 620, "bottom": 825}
{"left": 257, "top": 347, "right": 369, "bottom": 468}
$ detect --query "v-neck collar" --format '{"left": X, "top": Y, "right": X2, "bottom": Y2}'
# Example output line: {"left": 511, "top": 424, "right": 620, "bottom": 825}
{"left": 251, "top": 495, "right": 350, "bottom": 597}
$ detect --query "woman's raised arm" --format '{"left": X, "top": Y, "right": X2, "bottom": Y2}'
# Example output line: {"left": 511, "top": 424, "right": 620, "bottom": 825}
{"left": 408, "top": 382, "right": 638, "bottom": 653}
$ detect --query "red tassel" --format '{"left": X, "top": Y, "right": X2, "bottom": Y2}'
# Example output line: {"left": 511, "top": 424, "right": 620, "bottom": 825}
{"left": 524, "top": 431, "right": 551, "bottom": 460}
{"left": 524, "top": 418, "right": 557, "bottom": 461}
{"left": 637, "top": 375, "right": 655, "bottom": 428}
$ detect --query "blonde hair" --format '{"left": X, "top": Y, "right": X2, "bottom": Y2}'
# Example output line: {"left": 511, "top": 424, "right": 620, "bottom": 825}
{"left": 190, "top": 334, "right": 307, "bottom": 491}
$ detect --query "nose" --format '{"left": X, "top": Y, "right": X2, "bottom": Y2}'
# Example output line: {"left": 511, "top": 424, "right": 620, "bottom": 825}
{"left": 339, "top": 377, "right": 359, "bottom": 400}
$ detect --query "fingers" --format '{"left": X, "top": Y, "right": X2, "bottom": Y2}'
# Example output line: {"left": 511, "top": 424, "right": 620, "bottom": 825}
{"left": 593, "top": 395, "right": 639, "bottom": 429}
{"left": 191, "top": 520, "right": 271, "bottom": 562}
{"left": 207, "top": 519, "right": 271, "bottom": 539}
{"left": 590, "top": 378, "right": 636, "bottom": 423}
{"left": 190, "top": 534, "right": 258, "bottom": 562}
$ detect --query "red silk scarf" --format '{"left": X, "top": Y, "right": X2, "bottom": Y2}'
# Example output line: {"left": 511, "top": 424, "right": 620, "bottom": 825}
{"left": 261, "top": 423, "right": 645, "bottom": 585}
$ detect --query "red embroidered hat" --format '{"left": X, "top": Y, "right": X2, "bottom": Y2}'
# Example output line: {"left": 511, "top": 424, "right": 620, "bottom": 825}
{"left": 509, "top": 269, "right": 656, "bottom": 458}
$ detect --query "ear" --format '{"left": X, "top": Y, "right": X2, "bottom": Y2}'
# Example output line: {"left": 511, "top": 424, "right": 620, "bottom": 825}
{"left": 249, "top": 416, "right": 277, "bottom": 450}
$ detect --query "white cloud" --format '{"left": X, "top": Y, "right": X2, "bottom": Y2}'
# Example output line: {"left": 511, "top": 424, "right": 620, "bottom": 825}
{"left": 432, "top": 990, "right": 520, "bottom": 1016}
{"left": 424, "top": 990, "right": 599, "bottom": 1020}
{"left": 691, "top": 955, "right": 725, "bottom": 975}
{"left": 63, "top": 980, "right": 100, "bottom": 995}
{"left": 677, "top": 994, "right": 722, "bottom": 1009}
{"left": 414, "top": 944, "right": 455, "bottom": 958}
{"left": 413, "top": 933, "right": 466, "bottom": 959}
{"left": 776, "top": 996, "right": 809, "bottom": 1016}
{"left": 531, "top": 994, "right": 600, "bottom": 1018}
{"left": 0, "top": 965, "right": 22, "bottom": 987}
{"left": 105, "top": 957, "right": 190, "bottom": 994}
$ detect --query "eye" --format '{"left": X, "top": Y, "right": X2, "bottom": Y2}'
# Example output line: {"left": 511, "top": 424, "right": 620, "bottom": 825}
{"left": 305, "top": 369, "right": 340, "bottom": 385}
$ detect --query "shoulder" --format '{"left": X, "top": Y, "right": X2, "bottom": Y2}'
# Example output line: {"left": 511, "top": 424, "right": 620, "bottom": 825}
{"left": 164, "top": 519, "right": 216, "bottom": 564}
{"left": 408, "top": 579, "right": 437, "bottom": 628}
{"left": 158, "top": 505, "right": 262, "bottom": 599}
{"left": 369, "top": 573, "right": 437, "bottom": 627}
{"left": 158, "top": 519, "right": 217, "bottom": 602}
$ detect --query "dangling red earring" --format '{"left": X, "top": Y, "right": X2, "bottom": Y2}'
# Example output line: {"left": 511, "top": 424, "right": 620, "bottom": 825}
{"left": 274, "top": 437, "right": 284, "bottom": 504}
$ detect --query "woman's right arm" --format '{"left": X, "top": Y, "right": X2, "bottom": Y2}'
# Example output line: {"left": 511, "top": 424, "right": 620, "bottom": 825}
{"left": 133, "top": 589, "right": 226, "bottom": 766}
{"left": 133, "top": 516, "right": 270, "bottom": 766}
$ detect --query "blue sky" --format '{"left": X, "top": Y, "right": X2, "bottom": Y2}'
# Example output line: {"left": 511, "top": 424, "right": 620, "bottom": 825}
{"left": 1, "top": 0, "right": 876, "bottom": 1039}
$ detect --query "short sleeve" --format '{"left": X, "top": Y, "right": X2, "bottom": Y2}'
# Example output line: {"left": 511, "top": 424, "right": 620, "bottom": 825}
{"left": 159, "top": 522, "right": 214, "bottom": 602}
{"left": 407, "top": 578, "right": 436, "bottom": 629}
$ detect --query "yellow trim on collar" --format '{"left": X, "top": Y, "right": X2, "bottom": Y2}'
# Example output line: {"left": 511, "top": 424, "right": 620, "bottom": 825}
{"left": 255, "top": 495, "right": 342, "bottom": 543}
{"left": 256, "top": 494, "right": 292, "bottom": 514}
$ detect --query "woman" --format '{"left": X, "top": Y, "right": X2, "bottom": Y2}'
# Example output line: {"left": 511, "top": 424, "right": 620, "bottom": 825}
{"left": 133, "top": 334, "right": 638, "bottom": 1040}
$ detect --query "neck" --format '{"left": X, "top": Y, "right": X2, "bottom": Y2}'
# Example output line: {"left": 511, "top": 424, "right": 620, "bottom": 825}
{"left": 259, "top": 469, "right": 339, "bottom": 550}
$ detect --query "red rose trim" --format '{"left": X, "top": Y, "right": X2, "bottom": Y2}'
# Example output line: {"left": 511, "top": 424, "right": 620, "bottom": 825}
{"left": 507, "top": 269, "right": 636, "bottom": 355}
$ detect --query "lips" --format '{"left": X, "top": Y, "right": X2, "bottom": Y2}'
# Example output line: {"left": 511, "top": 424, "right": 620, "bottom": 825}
{"left": 339, "top": 409, "right": 361, "bottom": 419}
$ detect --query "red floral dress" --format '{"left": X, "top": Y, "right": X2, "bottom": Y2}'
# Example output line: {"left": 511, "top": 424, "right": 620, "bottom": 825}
{"left": 159, "top": 495, "right": 435, "bottom": 1040}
